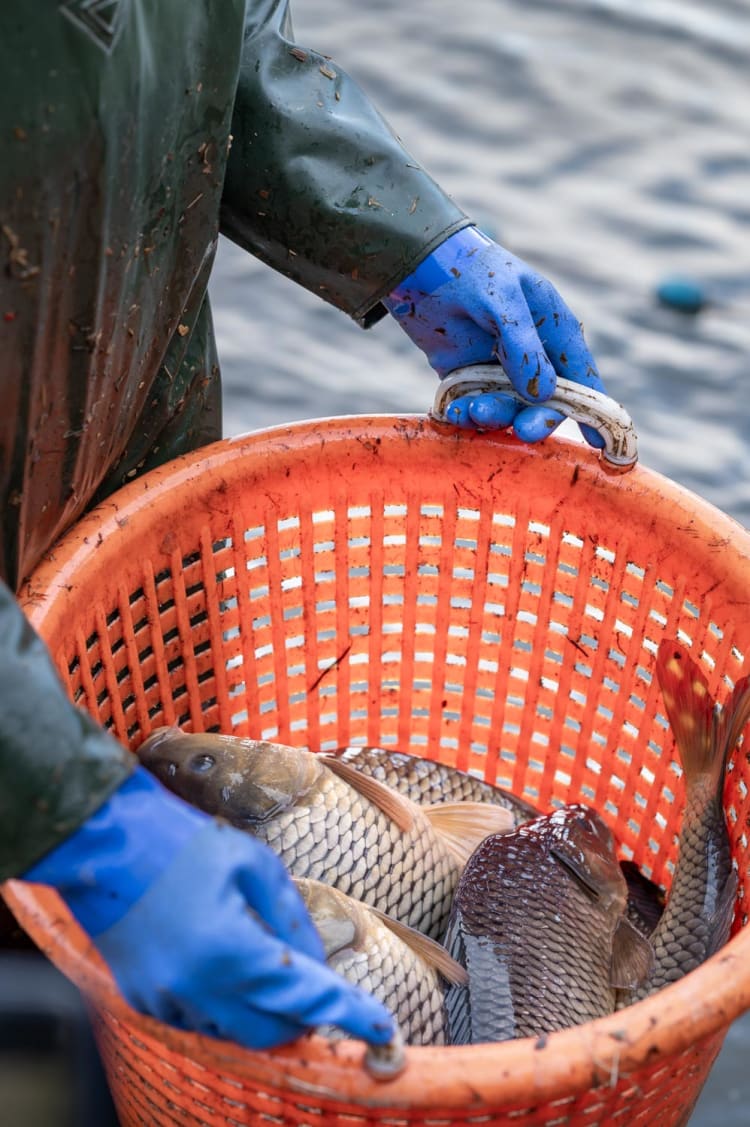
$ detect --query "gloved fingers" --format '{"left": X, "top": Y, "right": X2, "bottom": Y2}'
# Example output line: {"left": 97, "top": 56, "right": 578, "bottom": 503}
{"left": 92, "top": 831, "right": 398, "bottom": 1052}
{"left": 512, "top": 406, "right": 607, "bottom": 450}
{"left": 444, "top": 393, "right": 605, "bottom": 448}
{"left": 578, "top": 422, "right": 606, "bottom": 449}
{"left": 110, "top": 930, "right": 395, "bottom": 1051}
{"left": 205, "top": 1007, "right": 304, "bottom": 1051}
{"left": 493, "top": 303, "right": 558, "bottom": 403}
{"left": 445, "top": 391, "right": 520, "bottom": 430}
{"left": 511, "top": 405, "right": 566, "bottom": 444}
{"left": 231, "top": 941, "right": 396, "bottom": 1048}
{"left": 236, "top": 840, "right": 326, "bottom": 962}
{"left": 508, "top": 289, "right": 608, "bottom": 447}
{"left": 466, "top": 391, "right": 520, "bottom": 429}
{"left": 524, "top": 281, "right": 605, "bottom": 393}
{"left": 444, "top": 396, "right": 474, "bottom": 428}
{"left": 129, "top": 979, "right": 307, "bottom": 1050}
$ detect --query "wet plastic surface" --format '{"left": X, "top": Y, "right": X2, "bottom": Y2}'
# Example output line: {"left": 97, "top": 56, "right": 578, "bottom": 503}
{"left": 4, "top": 417, "right": 750, "bottom": 1125}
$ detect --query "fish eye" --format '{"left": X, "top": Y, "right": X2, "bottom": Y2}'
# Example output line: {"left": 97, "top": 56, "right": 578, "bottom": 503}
{"left": 189, "top": 753, "right": 216, "bottom": 773}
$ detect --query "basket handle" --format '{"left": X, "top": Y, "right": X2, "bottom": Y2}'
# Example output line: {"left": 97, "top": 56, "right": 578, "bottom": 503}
{"left": 364, "top": 1026, "right": 406, "bottom": 1080}
{"left": 431, "top": 364, "right": 638, "bottom": 470}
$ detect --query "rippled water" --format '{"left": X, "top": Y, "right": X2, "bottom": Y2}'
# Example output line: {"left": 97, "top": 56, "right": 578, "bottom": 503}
{"left": 210, "top": 1, "right": 750, "bottom": 1120}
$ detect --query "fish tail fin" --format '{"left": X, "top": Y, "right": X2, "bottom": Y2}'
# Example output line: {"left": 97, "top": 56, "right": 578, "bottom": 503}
{"left": 716, "top": 671, "right": 750, "bottom": 765}
{"left": 656, "top": 640, "right": 724, "bottom": 793}
{"left": 657, "top": 640, "right": 750, "bottom": 795}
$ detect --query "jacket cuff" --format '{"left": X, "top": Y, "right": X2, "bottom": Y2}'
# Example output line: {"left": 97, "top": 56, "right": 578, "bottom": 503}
{"left": 353, "top": 218, "right": 475, "bottom": 328}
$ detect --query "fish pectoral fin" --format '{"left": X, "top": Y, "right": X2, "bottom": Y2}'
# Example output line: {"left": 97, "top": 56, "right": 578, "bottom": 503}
{"left": 320, "top": 755, "right": 415, "bottom": 832}
{"left": 422, "top": 802, "right": 514, "bottom": 866}
{"left": 609, "top": 915, "right": 655, "bottom": 989}
{"left": 548, "top": 844, "right": 603, "bottom": 900}
{"left": 137, "top": 725, "right": 184, "bottom": 756}
{"left": 314, "top": 915, "right": 360, "bottom": 960}
{"left": 370, "top": 907, "right": 469, "bottom": 986}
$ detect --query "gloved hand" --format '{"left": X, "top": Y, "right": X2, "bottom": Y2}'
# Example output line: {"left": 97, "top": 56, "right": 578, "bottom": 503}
{"left": 23, "top": 765, "right": 395, "bottom": 1050}
{"left": 384, "top": 225, "right": 605, "bottom": 446}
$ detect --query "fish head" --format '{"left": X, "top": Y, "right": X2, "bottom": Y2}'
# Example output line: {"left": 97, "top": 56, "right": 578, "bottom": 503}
{"left": 543, "top": 805, "right": 655, "bottom": 990}
{"left": 137, "top": 726, "right": 323, "bottom": 825}
{"left": 294, "top": 878, "right": 363, "bottom": 959}
{"left": 544, "top": 804, "right": 627, "bottom": 914}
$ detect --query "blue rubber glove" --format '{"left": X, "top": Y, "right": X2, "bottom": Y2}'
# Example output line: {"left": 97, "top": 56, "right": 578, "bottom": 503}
{"left": 23, "top": 766, "right": 395, "bottom": 1050}
{"left": 385, "top": 225, "right": 605, "bottom": 446}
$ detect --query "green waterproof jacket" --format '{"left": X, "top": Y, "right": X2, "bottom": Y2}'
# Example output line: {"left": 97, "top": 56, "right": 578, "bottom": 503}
{"left": 0, "top": 0, "right": 469, "bottom": 877}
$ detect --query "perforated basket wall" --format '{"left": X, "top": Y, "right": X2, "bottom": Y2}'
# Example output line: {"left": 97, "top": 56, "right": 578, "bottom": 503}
{"left": 5, "top": 416, "right": 750, "bottom": 1127}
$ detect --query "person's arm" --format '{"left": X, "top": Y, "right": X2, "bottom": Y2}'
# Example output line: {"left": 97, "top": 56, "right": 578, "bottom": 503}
{"left": 0, "top": 581, "right": 394, "bottom": 1049}
{"left": 220, "top": 0, "right": 604, "bottom": 444}
{"left": 220, "top": 0, "right": 471, "bottom": 327}
{"left": 0, "top": 581, "right": 133, "bottom": 877}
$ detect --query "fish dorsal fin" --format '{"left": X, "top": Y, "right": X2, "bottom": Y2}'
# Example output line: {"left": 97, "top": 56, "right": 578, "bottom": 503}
{"left": 421, "top": 802, "right": 514, "bottom": 866}
{"left": 369, "top": 906, "right": 469, "bottom": 986}
{"left": 320, "top": 755, "right": 415, "bottom": 832}
{"left": 656, "top": 640, "right": 718, "bottom": 786}
{"left": 609, "top": 915, "right": 655, "bottom": 989}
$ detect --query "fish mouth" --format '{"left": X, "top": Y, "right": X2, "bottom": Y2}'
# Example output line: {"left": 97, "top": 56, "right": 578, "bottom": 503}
{"left": 232, "top": 780, "right": 303, "bottom": 826}
{"left": 239, "top": 800, "right": 291, "bottom": 826}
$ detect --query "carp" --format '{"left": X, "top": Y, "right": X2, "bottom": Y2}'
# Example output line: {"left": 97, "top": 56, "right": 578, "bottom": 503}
{"left": 138, "top": 726, "right": 513, "bottom": 939}
{"left": 443, "top": 803, "right": 653, "bottom": 1043}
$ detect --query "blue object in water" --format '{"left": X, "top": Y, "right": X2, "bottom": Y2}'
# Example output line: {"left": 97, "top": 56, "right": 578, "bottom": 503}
{"left": 656, "top": 275, "right": 707, "bottom": 314}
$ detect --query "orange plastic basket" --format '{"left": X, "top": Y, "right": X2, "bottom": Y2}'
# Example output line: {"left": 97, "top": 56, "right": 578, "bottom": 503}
{"left": 5, "top": 414, "right": 750, "bottom": 1127}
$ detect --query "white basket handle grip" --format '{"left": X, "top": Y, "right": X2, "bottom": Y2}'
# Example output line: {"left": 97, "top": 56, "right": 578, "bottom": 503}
{"left": 431, "top": 365, "right": 638, "bottom": 470}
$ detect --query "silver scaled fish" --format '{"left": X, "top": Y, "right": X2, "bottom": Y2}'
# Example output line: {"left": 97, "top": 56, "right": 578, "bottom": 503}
{"left": 138, "top": 727, "right": 513, "bottom": 939}
{"left": 332, "top": 745, "right": 539, "bottom": 826}
{"left": 295, "top": 877, "right": 466, "bottom": 1045}
{"left": 444, "top": 803, "right": 654, "bottom": 1043}
{"left": 618, "top": 638, "right": 750, "bottom": 1005}
{"left": 333, "top": 744, "right": 666, "bottom": 936}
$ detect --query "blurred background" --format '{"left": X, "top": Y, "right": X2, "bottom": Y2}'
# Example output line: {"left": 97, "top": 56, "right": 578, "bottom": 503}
{"left": 3, "top": 0, "right": 749, "bottom": 1122}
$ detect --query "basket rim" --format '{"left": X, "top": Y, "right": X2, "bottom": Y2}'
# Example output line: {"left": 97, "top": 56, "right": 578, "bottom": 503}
{"left": 7, "top": 414, "right": 750, "bottom": 1109}
{"left": 17, "top": 413, "right": 750, "bottom": 610}
{"left": 5, "top": 876, "right": 749, "bottom": 1108}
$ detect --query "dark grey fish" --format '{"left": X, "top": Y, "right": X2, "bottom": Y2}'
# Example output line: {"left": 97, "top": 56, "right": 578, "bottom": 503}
{"left": 619, "top": 859, "right": 666, "bottom": 938}
{"left": 618, "top": 639, "right": 750, "bottom": 1006}
{"left": 444, "top": 803, "right": 654, "bottom": 1043}
{"left": 138, "top": 727, "right": 513, "bottom": 940}
{"left": 334, "top": 744, "right": 665, "bottom": 937}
